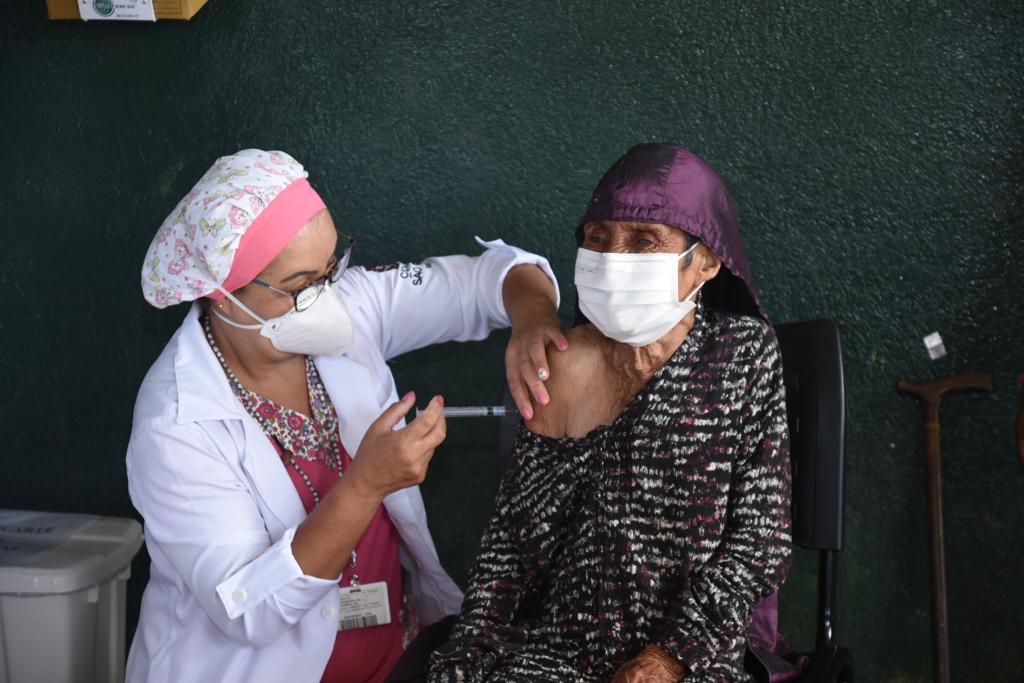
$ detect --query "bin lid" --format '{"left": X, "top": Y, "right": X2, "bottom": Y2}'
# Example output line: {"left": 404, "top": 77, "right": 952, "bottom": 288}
{"left": 0, "top": 510, "right": 144, "bottom": 595}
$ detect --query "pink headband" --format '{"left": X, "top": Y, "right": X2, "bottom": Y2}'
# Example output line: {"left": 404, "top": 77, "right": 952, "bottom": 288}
{"left": 207, "top": 178, "right": 327, "bottom": 300}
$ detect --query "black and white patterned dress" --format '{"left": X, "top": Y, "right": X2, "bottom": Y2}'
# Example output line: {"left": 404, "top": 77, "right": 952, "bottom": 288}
{"left": 429, "top": 308, "right": 792, "bottom": 682}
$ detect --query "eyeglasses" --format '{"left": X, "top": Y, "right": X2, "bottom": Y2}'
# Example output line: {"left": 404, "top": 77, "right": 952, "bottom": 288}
{"left": 251, "top": 233, "right": 355, "bottom": 312}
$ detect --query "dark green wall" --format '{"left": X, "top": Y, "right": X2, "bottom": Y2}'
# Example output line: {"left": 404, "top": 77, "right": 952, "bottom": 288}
{"left": 2, "top": 2, "right": 1021, "bottom": 680}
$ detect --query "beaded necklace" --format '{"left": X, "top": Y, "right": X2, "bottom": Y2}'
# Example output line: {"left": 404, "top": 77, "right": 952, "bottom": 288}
{"left": 202, "top": 315, "right": 343, "bottom": 507}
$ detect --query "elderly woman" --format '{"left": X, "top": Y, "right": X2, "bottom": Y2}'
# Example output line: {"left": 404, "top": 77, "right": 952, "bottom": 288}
{"left": 126, "top": 149, "right": 566, "bottom": 683}
{"left": 429, "top": 144, "right": 792, "bottom": 682}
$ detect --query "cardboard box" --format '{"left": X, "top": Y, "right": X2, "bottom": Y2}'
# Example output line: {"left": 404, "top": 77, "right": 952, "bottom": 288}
{"left": 46, "top": 0, "right": 208, "bottom": 21}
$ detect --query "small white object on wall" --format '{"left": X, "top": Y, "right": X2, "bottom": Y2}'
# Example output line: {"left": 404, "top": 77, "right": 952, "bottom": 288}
{"left": 923, "top": 331, "right": 947, "bottom": 360}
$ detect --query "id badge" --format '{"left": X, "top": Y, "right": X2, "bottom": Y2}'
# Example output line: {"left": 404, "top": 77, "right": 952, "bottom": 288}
{"left": 338, "top": 581, "right": 391, "bottom": 631}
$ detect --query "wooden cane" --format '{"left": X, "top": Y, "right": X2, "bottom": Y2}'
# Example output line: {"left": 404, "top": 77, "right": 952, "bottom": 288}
{"left": 896, "top": 372, "right": 992, "bottom": 683}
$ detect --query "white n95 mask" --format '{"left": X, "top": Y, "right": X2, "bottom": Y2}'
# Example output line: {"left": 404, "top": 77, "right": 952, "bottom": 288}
{"left": 574, "top": 243, "right": 704, "bottom": 347}
{"left": 212, "top": 285, "right": 354, "bottom": 356}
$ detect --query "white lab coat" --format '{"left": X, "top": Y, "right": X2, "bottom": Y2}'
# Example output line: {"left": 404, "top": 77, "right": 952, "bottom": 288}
{"left": 125, "top": 239, "right": 558, "bottom": 683}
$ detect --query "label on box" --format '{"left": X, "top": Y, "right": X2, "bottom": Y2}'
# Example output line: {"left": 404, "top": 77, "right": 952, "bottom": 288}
{"left": 78, "top": 0, "right": 156, "bottom": 21}
{"left": 0, "top": 511, "right": 94, "bottom": 567}
{"left": 338, "top": 582, "right": 391, "bottom": 631}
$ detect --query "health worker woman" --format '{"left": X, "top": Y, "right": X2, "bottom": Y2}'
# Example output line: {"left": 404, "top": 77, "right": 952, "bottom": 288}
{"left": 125, "top": 149, "right": 564, "bottom": 683}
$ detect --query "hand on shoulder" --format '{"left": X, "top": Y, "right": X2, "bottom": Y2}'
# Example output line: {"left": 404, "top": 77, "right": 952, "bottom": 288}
{"left": 525, "top": 325, "right": 607, "bottom": 439}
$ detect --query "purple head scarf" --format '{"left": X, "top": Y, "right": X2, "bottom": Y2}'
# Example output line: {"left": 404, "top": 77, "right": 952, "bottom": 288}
{"left": 576, "top": 143, "right": 768, "bottom": 323}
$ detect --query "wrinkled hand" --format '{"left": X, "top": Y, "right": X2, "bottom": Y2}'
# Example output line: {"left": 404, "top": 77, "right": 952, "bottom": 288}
{"left": 348, "top": 392, "right": 446, "bottom": 501}
{"left": 505, "top": 306, "right": 567, "bottom": 420}
{"left": 611, "top": 646, "right": 686, "bottom": 683}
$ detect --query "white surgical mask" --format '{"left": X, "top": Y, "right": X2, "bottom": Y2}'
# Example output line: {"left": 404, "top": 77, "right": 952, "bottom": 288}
{"left": 212, "top": 285, "right": 354, "bottom": 356}
{"left": 574, "top": 243, "right": 704, "bottom": 347}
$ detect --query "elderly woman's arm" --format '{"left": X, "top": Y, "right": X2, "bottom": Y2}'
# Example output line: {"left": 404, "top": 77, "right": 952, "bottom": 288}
{"left": 427, "top": 469, "right": 530, "bottom": 682}
{"left": 652, "top": 330, "right": 792, "bottom": 678}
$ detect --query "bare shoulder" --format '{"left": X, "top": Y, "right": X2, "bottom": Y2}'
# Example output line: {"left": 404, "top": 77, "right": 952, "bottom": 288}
{"left": 547, "top": 324, "right": 607, "bottom": 385}
{"left": 525, "top": 325, "right": 606, "bottom": 438}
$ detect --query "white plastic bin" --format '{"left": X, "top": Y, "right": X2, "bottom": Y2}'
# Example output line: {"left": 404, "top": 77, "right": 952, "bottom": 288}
{"left": 0, "top": 510, "right": 144, "bottom": 683}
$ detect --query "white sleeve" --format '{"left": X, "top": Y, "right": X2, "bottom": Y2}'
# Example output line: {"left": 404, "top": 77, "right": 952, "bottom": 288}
{"left": 339, "top": 237, "right": 560, "bottom": 361}
{"left": 127, "top": 420, "right": 339, "bottom": 648}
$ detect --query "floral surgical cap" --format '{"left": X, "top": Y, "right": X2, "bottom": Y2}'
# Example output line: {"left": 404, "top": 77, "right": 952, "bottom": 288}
{"left": 141, "top": 149, "right": 326, "bottom": 309}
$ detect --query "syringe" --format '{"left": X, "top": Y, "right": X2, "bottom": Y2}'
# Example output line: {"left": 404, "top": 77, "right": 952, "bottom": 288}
{"left": 415, "top": 405, "right": 514, "bottom": 418}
